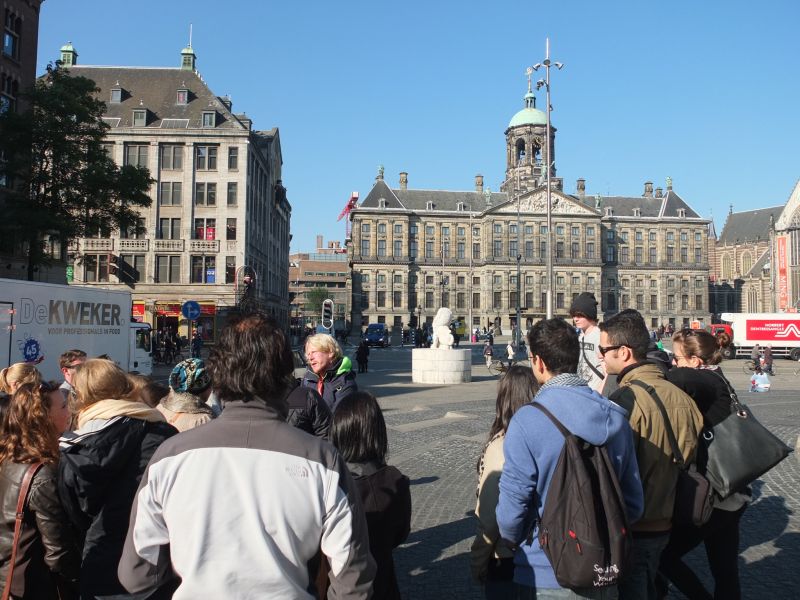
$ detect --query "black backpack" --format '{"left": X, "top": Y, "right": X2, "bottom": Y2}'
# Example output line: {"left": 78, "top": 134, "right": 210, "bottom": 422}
{"left": 533, "top": 402, "right": 632, "bottom": 589}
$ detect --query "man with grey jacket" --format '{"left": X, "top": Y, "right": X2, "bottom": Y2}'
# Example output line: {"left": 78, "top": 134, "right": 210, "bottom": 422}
{"left": 118, "top": 314, "right": 375, "bottom": 598}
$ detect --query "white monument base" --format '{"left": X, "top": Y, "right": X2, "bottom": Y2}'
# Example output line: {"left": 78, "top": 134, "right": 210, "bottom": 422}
{"left": 411, "top": 348, "right": 472, "bottom": 384}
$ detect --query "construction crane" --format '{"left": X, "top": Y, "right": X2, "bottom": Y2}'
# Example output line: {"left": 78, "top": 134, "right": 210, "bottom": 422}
{"left": 337, "top": 192, "right": 359, "bottom": 240}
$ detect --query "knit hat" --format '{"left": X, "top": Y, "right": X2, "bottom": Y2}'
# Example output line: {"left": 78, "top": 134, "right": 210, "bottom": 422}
{"left": 569, "top": 292, "right": 598, "bottom": 321}
{"left": 169, "top": 358, "right": 211, "bottom": 394}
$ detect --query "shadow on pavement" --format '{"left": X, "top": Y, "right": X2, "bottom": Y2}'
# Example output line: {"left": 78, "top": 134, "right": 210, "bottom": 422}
{"left": 395, "top": 514, "right": 481, "bottom": 599}
{"left": 409, "top": 476, "right": 439, "bottom": 486}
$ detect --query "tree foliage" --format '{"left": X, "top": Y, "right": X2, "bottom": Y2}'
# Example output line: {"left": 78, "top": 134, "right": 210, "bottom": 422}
{"left": 305, "top": 287, "right": 329, "bottom": 316}
{"left": 0, "top": 65, "right": 153, "bottom": 279}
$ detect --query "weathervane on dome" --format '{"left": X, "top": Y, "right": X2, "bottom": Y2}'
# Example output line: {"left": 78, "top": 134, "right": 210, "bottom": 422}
{"left": 525, "top": 66, "right": 534, "bottom": 92}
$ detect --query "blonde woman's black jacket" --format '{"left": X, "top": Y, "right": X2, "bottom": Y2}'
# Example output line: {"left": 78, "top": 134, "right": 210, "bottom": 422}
{"left": 285, "top": 379, "right": 332, "bottom": 439}
{"left": 57, "top": 417, "right": 176, "bottom": 599}
{"left": 0, "top": 462, "right": 80, "bottom": 599}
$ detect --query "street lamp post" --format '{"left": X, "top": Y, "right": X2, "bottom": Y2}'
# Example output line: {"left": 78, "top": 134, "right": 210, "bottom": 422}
{"left": 533, "top": 37, "right": 563, "bottom": 320}
{"left": 515, "top": 171, "right": 522, "bottom": 349}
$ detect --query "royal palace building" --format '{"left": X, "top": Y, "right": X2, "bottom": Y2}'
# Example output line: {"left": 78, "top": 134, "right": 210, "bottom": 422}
{"left": 349, "top": 82, "right": 711, "bottom": 333}
{"left": 59, "top": 43, "right": 291, "bottom": 340}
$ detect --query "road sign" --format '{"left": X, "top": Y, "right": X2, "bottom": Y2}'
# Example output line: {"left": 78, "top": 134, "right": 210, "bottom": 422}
{"left": 181, "top": 300, "right": 202, "bottom": 320}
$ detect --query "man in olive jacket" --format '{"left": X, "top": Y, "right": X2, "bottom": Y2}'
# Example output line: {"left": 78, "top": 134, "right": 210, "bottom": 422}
{"left": 599, "top": 310, "right": 703, "bottom": 600}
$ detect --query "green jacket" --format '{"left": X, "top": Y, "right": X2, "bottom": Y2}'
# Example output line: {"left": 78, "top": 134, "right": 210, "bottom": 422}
{"left": 610, "top": 363, "right": 703, "bottom": 533}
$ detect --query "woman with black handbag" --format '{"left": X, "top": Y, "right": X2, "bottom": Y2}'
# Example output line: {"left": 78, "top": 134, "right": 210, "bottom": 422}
{"left": 657, "top": 329, "right": 748, "bottom": 600}
{"left": 0, "top": 382, "right": 80, "bottom": 599}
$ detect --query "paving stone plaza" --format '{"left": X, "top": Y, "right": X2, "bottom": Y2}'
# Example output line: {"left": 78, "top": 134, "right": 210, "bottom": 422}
{"left": 360, "top": 341, "right": 800, "bottom": 599}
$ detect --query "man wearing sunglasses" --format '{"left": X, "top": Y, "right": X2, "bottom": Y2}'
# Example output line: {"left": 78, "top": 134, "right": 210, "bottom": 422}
{"left": 599, "top": 310, "right": 703, "bottom": 600}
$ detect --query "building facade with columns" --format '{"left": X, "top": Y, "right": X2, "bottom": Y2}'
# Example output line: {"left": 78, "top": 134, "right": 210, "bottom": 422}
{"left": 349, "top": 84, "right": 711, "bottom": 333}
{"left": 60, "top": 44, "right": 291, "bottom": 340}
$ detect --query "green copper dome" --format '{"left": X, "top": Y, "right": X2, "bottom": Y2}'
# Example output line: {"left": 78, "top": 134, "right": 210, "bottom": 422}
{"left": 508, "top": 90, "right": 547, "bottom": 128}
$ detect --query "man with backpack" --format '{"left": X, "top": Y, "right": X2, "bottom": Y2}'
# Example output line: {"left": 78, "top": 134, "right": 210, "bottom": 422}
{"left": 599, "top": 309, "right": 703, "bottom": 599}
{"left": 497, "top": 318, "right": 644, "bottom": 598}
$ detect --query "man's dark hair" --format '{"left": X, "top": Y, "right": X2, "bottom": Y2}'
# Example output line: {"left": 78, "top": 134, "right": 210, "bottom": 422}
{"left": 598, "top": 309, "right": 650, "bottom": 361}
{"left": 330, "top": 391, "right": 388, "bottom": 464}
{"left": 526, "top": 318, "right": 579, "bottom": 375}
{"left": 208, "top": 313, "right": 293, "bottom": 411}
{"left": 59, "top": 349, "right": 87, "bottom": 370}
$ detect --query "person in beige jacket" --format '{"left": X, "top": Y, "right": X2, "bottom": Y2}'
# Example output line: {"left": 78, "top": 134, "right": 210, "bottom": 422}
{"left": 156, "top": 358, "right": 215, "bottom": 432}
{"left": 599, "top": 310, "right": 703, "bottom": 600}
{"left": 470, "top": 365, "right": 538, "bottom": 599}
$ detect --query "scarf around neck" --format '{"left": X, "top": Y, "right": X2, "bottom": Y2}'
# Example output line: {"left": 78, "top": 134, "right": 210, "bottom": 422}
{"left": 78, "top": 398, "right": 165, "bottom": 430}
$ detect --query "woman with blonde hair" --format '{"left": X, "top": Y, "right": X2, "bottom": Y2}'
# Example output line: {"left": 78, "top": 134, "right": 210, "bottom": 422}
{"left": 0, "top": 363, "right": 41, "bottom": 395}
{"left": 0, "top": 381, "right": 80, "bottom": 599}
{"left": 57, "top": 359, "right": 175, "bottom": 599}
{"left": 301, "top": 333, "right": 357, "bottom": 412}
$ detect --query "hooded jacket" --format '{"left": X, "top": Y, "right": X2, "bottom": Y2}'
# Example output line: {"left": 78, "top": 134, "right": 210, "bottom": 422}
{"left": 610, "top": 363, "right": 704, "bottom": 533}
{"left": 0, "top": 462, "right": 80, "bottom": 599}
{"left": 496, "top": 380, "right": 643, "bottom": 589}
{"left": 285, "top": 379, "right": 331, "bottom": 439}
{"left": 58, "top": 407, "right": 176, "bottom": 599}
{"left": 301, "top": 356, "right": 357, "bottom": 413}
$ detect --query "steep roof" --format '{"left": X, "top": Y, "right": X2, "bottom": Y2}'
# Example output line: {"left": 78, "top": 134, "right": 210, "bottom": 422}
{"left": 598, "top": 190, "right": 701, "bottom": 219}
{"left": 67, "top": 65, "right": 247, "bottom": 130}
{"left": 359, "top": 179, "right": 504, "bottom": 212}
{"left": 718, "top": 206, "right": 782, "bottom": 245}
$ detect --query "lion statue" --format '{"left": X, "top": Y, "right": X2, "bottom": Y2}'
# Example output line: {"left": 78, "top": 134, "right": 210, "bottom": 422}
{"left": 431, "top": 307, "right": 454, "bottom": 349}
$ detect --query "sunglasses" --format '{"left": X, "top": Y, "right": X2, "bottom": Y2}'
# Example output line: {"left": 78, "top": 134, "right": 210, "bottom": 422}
{"left": 598, "top": 344, "right": 627, "bottom": 356}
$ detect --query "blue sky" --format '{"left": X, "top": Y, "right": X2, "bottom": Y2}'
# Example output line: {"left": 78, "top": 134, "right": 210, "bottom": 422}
{"left": 38, "top": 0, "right": 800, "bottom": 252}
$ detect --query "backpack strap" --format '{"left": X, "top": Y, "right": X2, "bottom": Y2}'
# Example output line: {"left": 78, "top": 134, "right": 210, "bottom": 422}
{"left": 628, "top": 380, "right": 686, "bottom": 468}
{"left": 581, "top": 344, "right": 604, "bottom": 380}
{"left": 1, "top": 462, "right": 44, "bottom": 600}
{"left": 532, "top": 402, "right": 571, "bottom": 439}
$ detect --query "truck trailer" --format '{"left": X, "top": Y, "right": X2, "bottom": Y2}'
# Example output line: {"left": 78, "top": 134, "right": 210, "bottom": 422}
{"left": 1, "top": 278, "right": 152, "bottom": 381}
{"left": 720, "top": 312, "right": 800, "bottom": 360}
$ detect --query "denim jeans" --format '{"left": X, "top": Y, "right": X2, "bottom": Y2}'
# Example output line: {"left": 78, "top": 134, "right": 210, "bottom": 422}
{"left": 618, "top": 532, "right": 670, "bottom": 600}
{"left": 512, "top": 583, "right": 619, "bottom": 599}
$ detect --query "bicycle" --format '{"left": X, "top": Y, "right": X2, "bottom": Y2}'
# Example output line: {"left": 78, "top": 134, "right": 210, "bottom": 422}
{"left": 487, "top": 358, "right": 514, "bottom": 376}
{"left": 742, "top": 359, "right": 777, "bottom": 375}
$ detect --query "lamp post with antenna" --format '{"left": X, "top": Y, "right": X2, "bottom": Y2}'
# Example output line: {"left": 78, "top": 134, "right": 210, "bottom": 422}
{"left": 533, "top": 37, "right": 563, "bottom": 320}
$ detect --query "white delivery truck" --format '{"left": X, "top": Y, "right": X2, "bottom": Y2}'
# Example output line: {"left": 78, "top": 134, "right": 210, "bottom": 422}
{"left": 720, "top": 312, "right": 800, "bottom": 360}
{"left": 1, "top": 278, "right": 152, "bottom": 381}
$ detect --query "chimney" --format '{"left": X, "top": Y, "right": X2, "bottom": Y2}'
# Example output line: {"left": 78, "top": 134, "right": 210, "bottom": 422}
{"left": 219, "top": 95, "right": 232, "bottom": 111}
{"left": 475, "top": 174, "right": 484, "bottom": 193}
{"left": 576, "top": 178, "right": 586, "bottom": 197}
{"left": 655, "top": 187, "right": 663, "bottom": 198}
{"left": 399, "top": 172, "right": 408, "bottom": 190}
{"left": 643, "top": 181, "right": 653, "bottom": 198}
{"left": 316, "top": 235, "right": 323, "bottom": 250}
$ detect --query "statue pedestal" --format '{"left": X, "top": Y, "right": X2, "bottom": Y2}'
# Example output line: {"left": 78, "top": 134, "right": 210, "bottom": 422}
{"left": 411, "top": 348, "right": 472, "bottom": 384}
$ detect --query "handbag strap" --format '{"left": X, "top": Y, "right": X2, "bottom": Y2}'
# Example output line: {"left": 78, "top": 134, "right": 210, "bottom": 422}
{"left": 703, "top": 368, "right": 746, "bottom": 413}
{"left": 628, "top": 381, "right": 686, "bottom": 468}
{"left": 1, "top": 463, "right": 44, "bottom": 600}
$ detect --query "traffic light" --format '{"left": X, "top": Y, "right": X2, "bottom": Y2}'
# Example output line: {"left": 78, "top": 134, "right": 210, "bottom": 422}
{"left": 321, "top": 299, "right": 334, "bottom": 330}
{"left": 108, "top": 254, "right": 119, "bottom": 276}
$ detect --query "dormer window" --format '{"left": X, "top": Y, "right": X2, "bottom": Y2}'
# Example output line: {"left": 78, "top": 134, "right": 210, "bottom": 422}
{"left": 426, "top": 201, "right": 434, "bottom": 210}
{"left": 378, "top": 198, "right": 386, "bottom": 209}
{"left": 110, "top": 88, "right": 122, "bottom": 103}
{"left": 633, "top": 207, "right": 641, "bottom": 217}
{"left": 605, "top": 206, "right": 614, "bottom": 217}
{"left": 457, "top": 202, "right": 464, "bottom": 211}
{"left": 176, "top": 89, "right": 188, "bottom": 105}
{"left": 132, "top": 109, "right": 147, "bottom": 127}
{"left": 677, "top": 208, "right": 686, "bottom": 218}
{"left": 202, "top": 111, "right": 216, "bottom": 128}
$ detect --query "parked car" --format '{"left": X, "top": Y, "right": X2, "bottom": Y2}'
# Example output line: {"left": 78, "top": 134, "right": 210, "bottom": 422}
{"left": 364, "top": 323, "right": 390, "bottom": 347}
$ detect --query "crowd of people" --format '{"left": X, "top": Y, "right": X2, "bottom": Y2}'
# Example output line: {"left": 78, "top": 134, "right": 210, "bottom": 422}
{"left": 0, "top": 295, "right": 765, "bottom": 599}
{"left": 0, "top": 315, "right": 410, "bottom": 599}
